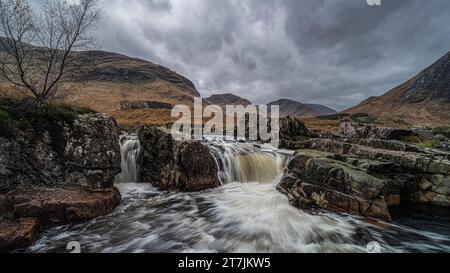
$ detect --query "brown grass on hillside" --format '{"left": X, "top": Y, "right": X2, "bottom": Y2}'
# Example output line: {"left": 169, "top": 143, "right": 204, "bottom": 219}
{"left": 300, "top": 118, "right": 341, "bottom": 132}
{"left": 0, "top": 84, "right": 33, "bottom": 100}
{"left": 54, "top": 80, "right": 197, "bottom": 113}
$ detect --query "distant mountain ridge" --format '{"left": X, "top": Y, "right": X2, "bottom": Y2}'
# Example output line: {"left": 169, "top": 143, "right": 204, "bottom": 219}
{"left": 346, "top": 51, "right": 450, "bottom": 126}
{"left": 205, "top": 93, "right": 252, "bottom": 108}
{"left": 268, "top": 99, "right": 337, "bottom": 118}
{"left": 304, "top": 103, "right": 338, "bottom": 116}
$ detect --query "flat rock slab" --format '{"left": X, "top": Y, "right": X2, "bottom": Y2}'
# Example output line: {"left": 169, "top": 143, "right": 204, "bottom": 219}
{"left": 279, "top": 150, "right": 392, "bottom": 220}
{"left": 3, "top": 187, "right": 121, "bottom": 226}
{"left": 0, "top": 218, "right": 40, "bottom": 252}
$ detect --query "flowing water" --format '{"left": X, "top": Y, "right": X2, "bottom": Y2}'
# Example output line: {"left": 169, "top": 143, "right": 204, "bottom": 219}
{"left": 115, "top": 135, "right": 142, "bottom": 183}
{"left": 28, "top": 136, "right": 450, "bottom": 253}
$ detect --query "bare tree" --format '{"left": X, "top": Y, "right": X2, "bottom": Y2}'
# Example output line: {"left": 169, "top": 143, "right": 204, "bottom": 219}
{"left": 0, "top": 0, "right": 101, "bottom": 104}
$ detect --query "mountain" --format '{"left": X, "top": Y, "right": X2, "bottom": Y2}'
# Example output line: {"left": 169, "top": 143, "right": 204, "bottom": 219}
{"left": 205, "top": 93, "right": 252, "bottom": 108}
{"left": 267, "top": 99, "right": 336, "bottom": 118}
{"left": 58, "top": 50, "right": 200, "bottom": 113}
{"left": 305, "top": 104, "right": 337, "bottom": 116}
{"left": 346, "top": 51, "right": 450, "bottom": 126}
{"left": 0, "top": 47, "right": 201, "bottom": 126}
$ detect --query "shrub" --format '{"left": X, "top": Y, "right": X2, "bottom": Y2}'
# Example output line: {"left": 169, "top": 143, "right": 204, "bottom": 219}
{"left": 319, "top": 113, "right": 350, "bottom": 120}
{"left": 0, "top": 98, "right": 96, "bottom": 125}
{"left": 350, "top": 113, "right": 370, "bottom": 119}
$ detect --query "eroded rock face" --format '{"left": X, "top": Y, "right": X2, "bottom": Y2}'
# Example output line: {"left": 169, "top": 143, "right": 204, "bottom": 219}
{"left": 0, "top": 113, "right": 123, "bottom": 252}
{"left": 292, "top": 138, "right": 450, "bottom": 175}
{"left": 415, "top": 175, "right": 450, "bottom": 206}
{"left": 0, "top": 113, "right": 121, "bottom": 191}
{"left": 278, "top": 127, "right": 450, "bottom": 219}
{"left": 138, "top": 126, "right": 220, "bottom": 192}
{"left": 278, "top": 150, "right": 392, "bottom": 220}
{"left": 279, "top": 117, "right": 310, "bottom": 149}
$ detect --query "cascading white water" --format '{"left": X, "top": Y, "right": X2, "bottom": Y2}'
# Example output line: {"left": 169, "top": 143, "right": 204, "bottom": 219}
{"left": 115, "top": 135, "right": 142, "bottom": 183}
{"left": 29, "top": 136, "right": 450, "bottom": 253}
{"left": 206, "top": 137, "right": 290, "bottom": 184}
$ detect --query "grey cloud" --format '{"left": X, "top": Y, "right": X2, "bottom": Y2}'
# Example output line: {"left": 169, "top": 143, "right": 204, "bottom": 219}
{"left": 28, "top": 0, "right": 450, "bottom": 110}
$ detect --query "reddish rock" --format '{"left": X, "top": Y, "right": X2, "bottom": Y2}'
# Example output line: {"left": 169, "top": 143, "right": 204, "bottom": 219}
{"left": 0, "top": 218, "right": 40, "bottom": 252}
{"left": 5, "top": 187, "right": 121, "bottom": 225}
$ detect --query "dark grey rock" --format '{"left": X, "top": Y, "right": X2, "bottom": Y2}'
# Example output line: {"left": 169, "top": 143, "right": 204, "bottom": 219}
{"left": 0, "top": 114, "right": 121, "bottom": 191}
{"left": 138, "top": 126, "right": 220, "bottom": 192}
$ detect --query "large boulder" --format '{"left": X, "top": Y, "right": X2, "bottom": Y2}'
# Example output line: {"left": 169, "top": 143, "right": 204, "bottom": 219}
{"left": 0, "top": 112, "right": 123, "bottom": 252}
{"left": 278, "top": 150, "right": 392, "bottom": 220}
{"left": 0, "top": 113, "right": 121, "bottom": 191}
{"left": 279, "top": 117, "right": 310, "bottom": 149}
{"left": 138, "top": 126, "right": 220, "bottom": 192}
{"left": 414, "top": 175, "right": 450, "bottom": 207}
{"left": 340, "top": 122, "right": 373, "bottom": 139}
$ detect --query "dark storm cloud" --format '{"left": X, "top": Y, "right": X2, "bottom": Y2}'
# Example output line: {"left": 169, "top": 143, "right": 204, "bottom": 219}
{"left": 28, "top": 0, "right": 450, "bottom": 110}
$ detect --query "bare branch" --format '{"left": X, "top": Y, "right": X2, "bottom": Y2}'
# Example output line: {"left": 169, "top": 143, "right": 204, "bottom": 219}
{"left": 0, "top": 0, "right": 101, "bottom": 102}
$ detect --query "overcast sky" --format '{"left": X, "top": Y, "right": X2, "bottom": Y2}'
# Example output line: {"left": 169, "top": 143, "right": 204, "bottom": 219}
{"left": 32, "top": 0, "right": 450, "bottom": 110}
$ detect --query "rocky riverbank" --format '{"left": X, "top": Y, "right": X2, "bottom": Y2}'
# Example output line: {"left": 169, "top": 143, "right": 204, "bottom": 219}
{"left": 0, "top": 105, "right": 122, "bottom": 252}
{"left": 1, "top": 107, "right": 449, "bottom": 251}
{"left": 278, "top": 121, "right": 450, "bottom": 220}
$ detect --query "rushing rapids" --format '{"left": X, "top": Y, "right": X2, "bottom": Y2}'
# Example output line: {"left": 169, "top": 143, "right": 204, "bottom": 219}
{"left": 28, "top": 137, "right": 450, "bottom": 253}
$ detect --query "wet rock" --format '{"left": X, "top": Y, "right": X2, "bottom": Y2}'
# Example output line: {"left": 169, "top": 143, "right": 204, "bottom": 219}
{"left": 345, "top": 138, "right": 425, "bottom": 153}
{"left": 0, "top": 113, "right": 121, "bottom": 191}
{"left": 441, "top": 142, "right": 450, "bottom": 151}
{"left": 414, "top": 175, "right": 450, "bottom": 206}
{"left": 138, "top": 126, "right": 220, "bottom": 192}
{"left": 346, "top": 145, "right": 450, "bottom": 175}
{"left": 291, "top": 139, "right": 352, "bottom": 154}
{"left": 279, "top": 117, "right": 310, "bottom": 149}
{"left": 2, "top": 187, "right": 121, "bottom": 225}
{"left": 0, "top": 112, "right": 122, "bottom": 252}
{"left": 294, "top": 138, "right": 450, "bottom": 175}
{"left": 279, "top": 150, "right": 392, "bottom": 220}
{"left": 340, "top": 122, "right": 373, "bottom": 139}
{"left": 0, "top": 218, "right": 40, "bottom": 252}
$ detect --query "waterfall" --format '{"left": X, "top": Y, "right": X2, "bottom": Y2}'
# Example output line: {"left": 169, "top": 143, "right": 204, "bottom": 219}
{"left": 206, "top": 137, "right": 290, "bottom": 184}
{"left": 31, "top": 136, "right": 450, "bottom": 253}
{"left": 115, "top": 135, "right": 142, "bottom": 183}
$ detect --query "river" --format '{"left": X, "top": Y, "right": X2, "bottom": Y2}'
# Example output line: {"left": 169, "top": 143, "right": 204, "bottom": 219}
{"left": 28, "top": 136, "right": 450, "bottom": 253}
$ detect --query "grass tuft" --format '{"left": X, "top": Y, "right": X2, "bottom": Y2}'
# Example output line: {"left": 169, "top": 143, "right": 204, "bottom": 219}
{"left": 0, "top": 98, "right": 96, "bottom": 138}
